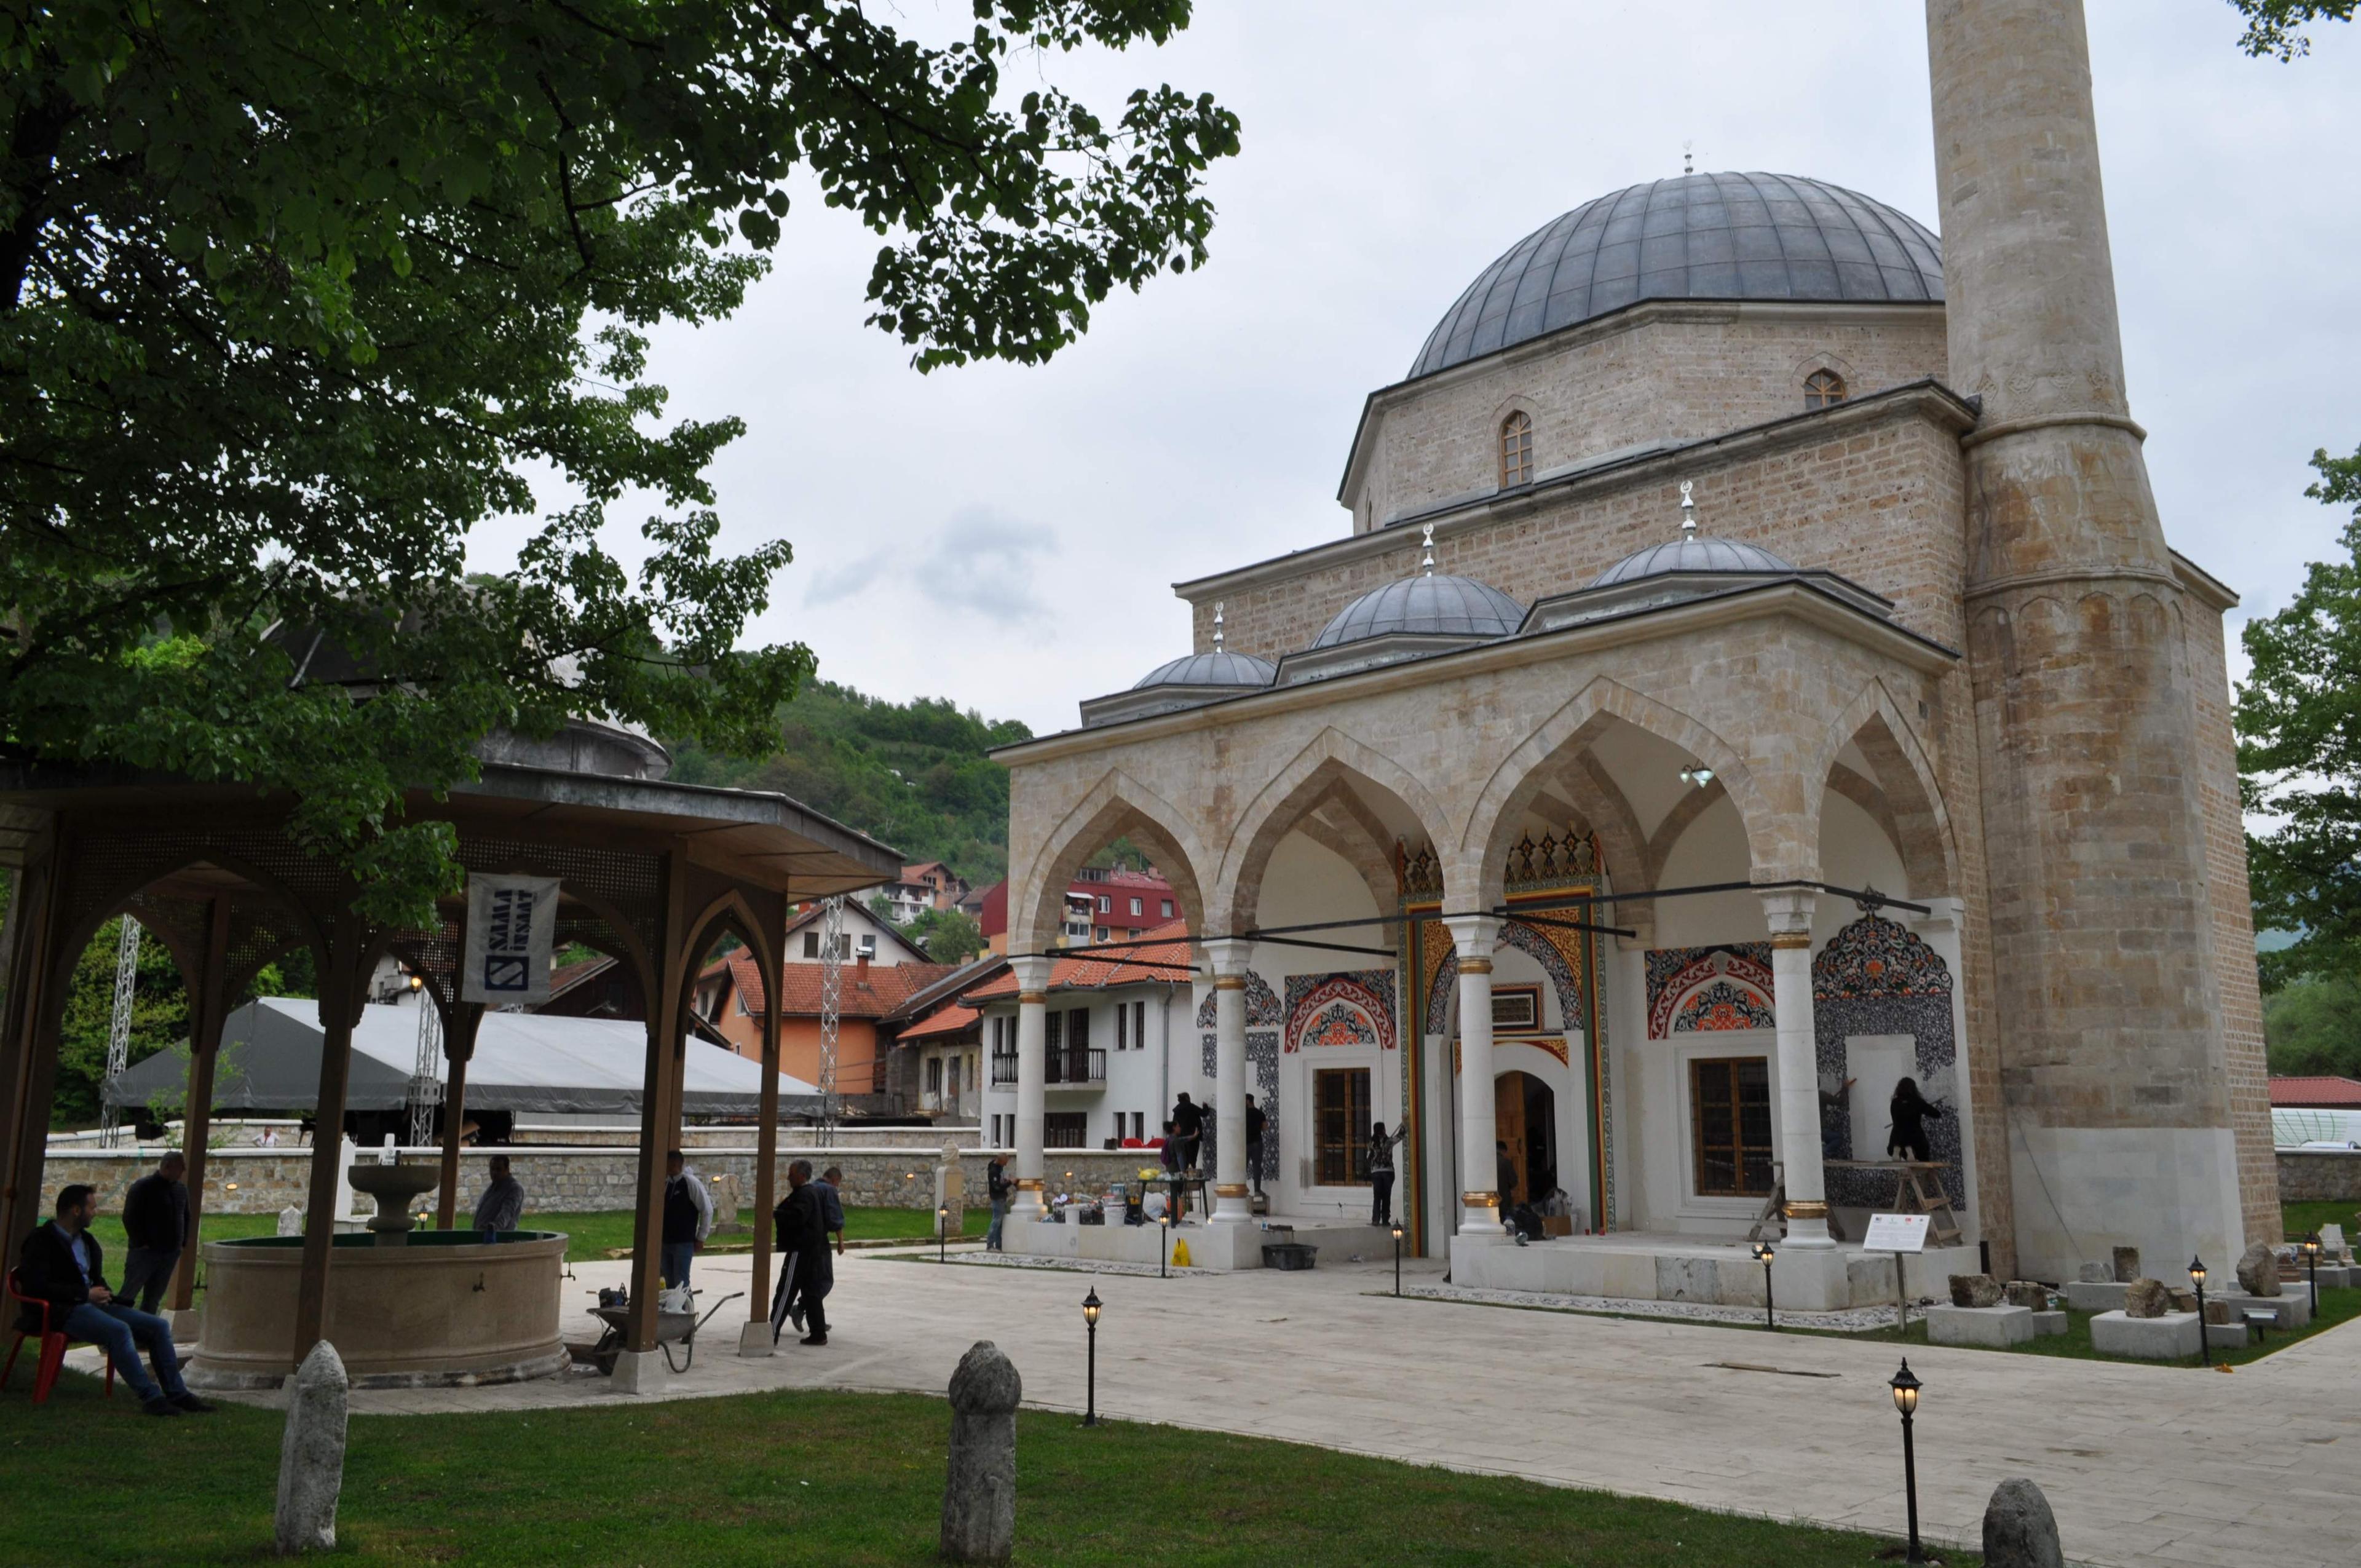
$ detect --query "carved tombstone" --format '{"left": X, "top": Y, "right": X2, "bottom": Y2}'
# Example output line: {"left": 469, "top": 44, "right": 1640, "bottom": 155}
{"left": 708, "top": 1171, "right": 742, "bottom": 1230}
{"left": 275, "top": 1341, "right": 350, "bottom": 1556}
{"left": 940, "top": 1340, "right": 1021, "bottom": 1564}
{"left": 2111, "top": 1246, "right": 2140, "bottom": 1283}
{"left": 936, "top": 1142, "right": 968, "bottom": 1236}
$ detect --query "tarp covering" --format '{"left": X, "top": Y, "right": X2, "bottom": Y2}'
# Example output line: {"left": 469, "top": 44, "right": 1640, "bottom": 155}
{"left": 108, "top": 998, "right": 814, "bottom": 1117}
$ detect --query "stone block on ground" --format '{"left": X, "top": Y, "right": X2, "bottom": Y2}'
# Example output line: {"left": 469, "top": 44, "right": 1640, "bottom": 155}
{"left": 2002, "top": 1280, "right": 2047, "bottom": 1309}
{"left": 2122, "top": 1277, "right": 2171, "bottom": 1319}
{"left": 2236, "top": 1242, "right": 2282, "bottom": 1297}
{"left": 1982, "top": 1477, "right": 2065, "bottom": 1568}
{"left": 941, "top": 1340, "right": 1021, "bottom": 1565}
{"left": 2076, "top": 1261, "right": 2110, "bottom": 1283}
{"left": 2203, "top": 1321, "right": 2248, "bottom": 1350}
{"left": 2029, "top": 1309, "right": 2067, "bottom": 1337}
{"left": 1948, "top": 1272, "right": 2002, "bottom": 1307}
{"left": 275, "top": 1340, "right": 349, "bottom": 1555}
{"left": 2111, "top": 1246, "right": 2141, "bottom": 1283}
{"left": 2089, "top": 1309, "right": 2202, "bottom": 1361}
{"left": 1926, "top": 1304, "right": 2035, "bottom": 1348}
{"left": 2216, "top": 1289, "right": 2312, "bottom": 1330}
{"left": 2167, "top": 1288, "right": 2197, "bottom": 1313}
{"left": 2062, "top": 1280, "right": 2128, "bottom": 1313}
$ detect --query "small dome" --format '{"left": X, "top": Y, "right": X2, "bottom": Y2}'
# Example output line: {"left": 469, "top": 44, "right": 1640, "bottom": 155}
{"left": 1132, "top": 650, "right": 1276, "bottom": 690}
{"left": 1313, "top": 573, "right": 1525, "bottom": 649}
{"left": 1591, "top": 534, "right": 1797, "bottom": 588}
{"left": 1410, "top": 172, "right": 1944, "bottom": 379}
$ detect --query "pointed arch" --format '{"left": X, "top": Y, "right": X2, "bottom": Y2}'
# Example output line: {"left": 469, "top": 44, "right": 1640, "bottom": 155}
{"left": 1460, "top": 676, "right": 1782, "bottom": 905}
{"left": 1011, "top": 769, "right": 1212, "bottom": 952}
{"left": 1805, "top": 678, "right": 1956, "bottom": 898}
{"left": 1214, "top": 727, "right": 1454, "bottom": 930}
{"left": 682, "top": 889, "right": 778, "bottom": 1003}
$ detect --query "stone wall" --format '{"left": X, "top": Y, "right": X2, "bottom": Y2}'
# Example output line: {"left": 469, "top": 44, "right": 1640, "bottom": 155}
{"left": 39, "top": 1145, "right": 1151, "bottom": 1220}
{"left": 2277, "top": 1150, "right": 2361, "bottom": 1205}
{"left": 1348, "top": 302, "right": 1949, "bottom": 529}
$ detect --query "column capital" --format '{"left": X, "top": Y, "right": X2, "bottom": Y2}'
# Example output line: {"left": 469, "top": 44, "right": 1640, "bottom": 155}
{"left": 1203, "top": 936, "right": 1254, "bottom": 978}
{"left": 1758, "top": 887, "right": 1817, "bottom": 940}
{"left": 1904, "top": 896, "right": 1965, "bottom": 937}
{"left": 1010, "top": 955, "right": 1055, "bottom": 994}
{"left": 1439, "top": 913, "right": 1503, "bottom": 962}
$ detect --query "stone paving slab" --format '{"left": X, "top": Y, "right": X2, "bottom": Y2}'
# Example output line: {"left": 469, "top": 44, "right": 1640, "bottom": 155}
{"left": 156, "top": 1251, "right": 2361, "bottom": 1566}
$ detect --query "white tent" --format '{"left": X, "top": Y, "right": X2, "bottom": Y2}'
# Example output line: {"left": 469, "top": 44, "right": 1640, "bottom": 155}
{"left": 109, "top": 998, "right": 815, "bottom": 1119}
{"left": 2274, "top": 1107, "right": 2361, "bottom": 1149}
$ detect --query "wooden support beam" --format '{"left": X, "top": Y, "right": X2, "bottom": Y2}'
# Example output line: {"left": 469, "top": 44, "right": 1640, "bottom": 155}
{"left": 170, "top": 895, "right": 234, "bottom": 1315}
{"left": 292, "top": 930, "right": 363, "bottom": 1363}
{"left": 624, "top": 845, "right": 691, "bottom": 1354}
{"left": 434, "top": 1004, "right": 484, "bottom": 1230}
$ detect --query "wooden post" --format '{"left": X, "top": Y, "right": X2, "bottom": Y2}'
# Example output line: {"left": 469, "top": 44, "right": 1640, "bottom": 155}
{"left": 748, "top": 945, "right": 782, "bottom": 1346}
{"left": 0, "top": 850, "right": 61, "bottom": 1258}
{"left": 170, "top": 897, "right": 234, "bottom": 1315}
{"left": 623, "top": 847, "right": 690, "bottom": 1356}
{"left": 293, "top": 935, "right": 361, "bottom": 1363}
{"left": 433, "top": 1004, "right": 483, "bottom": 1230}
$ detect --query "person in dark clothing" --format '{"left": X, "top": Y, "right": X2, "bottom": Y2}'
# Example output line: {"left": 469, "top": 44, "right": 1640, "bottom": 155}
{"left": 1158, "top": 1120, "right": 1187, "bottom": 1221}
{"left": 120, "top": 1151, "right": 190, "bottom": 1314}
{"left": 1496, "top": 1140, "right": 1519, "bottom": 1209}
{"left": 1169, "top": 1093, "right": 1204, "bottom": 1173}
{"left": 660, "top": 1150, "right": 711, "bottom": 1289}
{"left": 1244, "top": 1094, "right": 1266, "bottom": 1197}
{"left": 770, "top": 1160, "right": 832, "bottom": 1346}
{"left": 1366, "top": 1121, "right": 1406, "bottom": 1225}
{"left": 1887, "top": 1077, "right": 1944, "bottom": 1163}
{"left": 984, "top": 1155, "right": 1013, "bottom": 1251}
{"left": 17, "top": 1185, "right": 210, "bottom": 1416}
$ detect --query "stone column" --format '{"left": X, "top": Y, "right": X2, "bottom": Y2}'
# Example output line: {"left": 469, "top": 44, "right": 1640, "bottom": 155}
{"left": 1442, "top": 915, "right": 1506, "bottom": 1238}
{"left": 1763, "top": 890, "right": 1833, "bottom": 1248}
{"left": 1009, "top": 957, "right": 1053, "bottom": 1221}
{"left": 1929, "top": 0, "right": 2250, "bottom": 1276}
{"left": 1206, "top": 938, "right": 1252, "bottom": 1225}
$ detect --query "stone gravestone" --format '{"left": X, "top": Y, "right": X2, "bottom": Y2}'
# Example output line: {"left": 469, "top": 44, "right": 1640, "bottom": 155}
{"left": 2235, "top": 1241, "right": 2281, "bottom": 1297}
{"left": 2122, "top": 1278, "right": 2171, "bottom": 1319}
{"left": 935, "top": 1142, "right": 968, "bottom": 1238}
{"left": 276, "top": 1205, "right": 304, "bottom": 1237}
{"left": 1982, "top": 1478, "right": 2064, "bottom": 1568}
{"left": 2321, "top": 1222, "right": 2349, "bottom": 1262}
{"left": 708, "top": 1172, "right": 742, "bottom": 1232}
{"left": 940, "top": 1340, "right": 1021, "bottom": 1564}
{"left": 2111, "top": 1246, "right": 2140, "bottom": 1283}
{"left": 2076, "top": 1261, "right": 2110, "bottom": 1283}
{"left": 275, "top": 1340, "right": 350, "bottom": 1556}
{"left": 1948, "top": 1272, "right": 2002, "bottom": 1308}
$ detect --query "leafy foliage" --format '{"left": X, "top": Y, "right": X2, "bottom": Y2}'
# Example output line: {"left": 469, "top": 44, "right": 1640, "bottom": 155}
{"left": 2237, "top": 449, "right": 2361, "bottom": 991}
{"left": 0, "top": 2, "right": 1236, "bottom": 928}
{"left": 52, "top": 916, "right": 186, "bottom": 1128}
{"left": 2232, "top": 0, "right": 2359, "bottom": 58}
{"left": 905, "top": 906, "right": 988, "bottom": 965}
{"left": 671, "top": 681, "right": 1030, "bottom": 886}
{"left": 2262, "top": 974, "right": 2361, "bottom": 1079}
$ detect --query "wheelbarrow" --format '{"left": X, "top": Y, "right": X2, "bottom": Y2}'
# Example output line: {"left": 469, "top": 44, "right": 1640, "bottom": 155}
{"left": 587, "top": 1290, "right": 745, "bottom": 1375}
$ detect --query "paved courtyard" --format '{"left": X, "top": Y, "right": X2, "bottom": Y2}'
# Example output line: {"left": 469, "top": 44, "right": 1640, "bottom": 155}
{"left": 198, "top": 1245, "right": 2357, "bottom": 1567}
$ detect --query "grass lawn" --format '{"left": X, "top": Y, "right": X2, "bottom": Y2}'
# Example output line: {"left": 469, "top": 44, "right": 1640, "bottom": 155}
{"left": 2283, "top": 1199, "right": 2359, "bottom": 1243}
{"left": 0, "top": 1374, "right": 1963, "bottom": 1567}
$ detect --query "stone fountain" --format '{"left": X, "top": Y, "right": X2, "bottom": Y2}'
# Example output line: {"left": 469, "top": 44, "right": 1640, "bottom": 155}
{"left": 344, "top": 1160, "right": 441, "bottom": 1243}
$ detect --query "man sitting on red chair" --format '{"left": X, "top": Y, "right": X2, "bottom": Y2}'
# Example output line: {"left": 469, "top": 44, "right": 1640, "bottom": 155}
{"left": 16, "top": 1184, "right": 211, "bottom": 1416}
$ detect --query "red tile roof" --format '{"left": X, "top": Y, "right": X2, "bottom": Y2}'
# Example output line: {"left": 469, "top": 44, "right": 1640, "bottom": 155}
{"left": 2270, "top": 1076, "right": 2361, "bottom": 1108}
{"left": 964, "top": 919, "right": 1195, "bottom": 999}
{"left": 898, "top": 1003, "right": 979, "bottom": 1042}
{"left": 696, "top": 950, "right": 960, "bottom": 1020}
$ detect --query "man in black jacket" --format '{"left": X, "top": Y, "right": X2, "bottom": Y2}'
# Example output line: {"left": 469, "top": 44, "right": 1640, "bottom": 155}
{"left": 17, "top": 1184, "right": 210, "bottom": 1415}
{"left": 120, "top": 1151, "right": 190, "bottom": 1314}
{"left": 769, "top": 1160, "right": 832, "bottom": 1347}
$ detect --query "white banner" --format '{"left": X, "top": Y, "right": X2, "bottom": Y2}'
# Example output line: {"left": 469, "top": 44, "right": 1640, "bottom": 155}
{"left": 460, "top": 874, "right": 561, "bottom": 1004}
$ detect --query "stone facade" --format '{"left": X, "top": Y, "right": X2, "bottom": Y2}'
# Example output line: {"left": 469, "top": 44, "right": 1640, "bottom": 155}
{"left": 2276, "top": 1150, "right": 2361, "bottom": 1205}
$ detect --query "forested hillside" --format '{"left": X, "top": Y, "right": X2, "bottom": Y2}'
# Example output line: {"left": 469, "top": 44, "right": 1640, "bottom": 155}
{"left": 668, "top": 681, "right": 1028, "bottom": 887}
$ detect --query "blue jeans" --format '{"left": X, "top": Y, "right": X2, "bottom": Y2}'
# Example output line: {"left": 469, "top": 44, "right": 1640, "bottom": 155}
{"left": 64, "top": 1301, "right": 186, "bottom": 1402}
{"left": 986, "top": 1199, "right": 1008, "bottom": 1251}
{"left": 660, "top": 1241, "right": 695, "bottom": 1288}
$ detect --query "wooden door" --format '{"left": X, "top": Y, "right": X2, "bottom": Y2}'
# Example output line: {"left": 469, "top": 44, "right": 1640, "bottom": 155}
{"left": 1494, "top": 1074, "right": 1527, "bottom": 1205}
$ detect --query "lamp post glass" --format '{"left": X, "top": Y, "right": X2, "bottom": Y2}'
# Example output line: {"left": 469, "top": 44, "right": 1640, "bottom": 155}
{"left": 1889, "top": 1359, "right": 1923, "bottom": 1564}
{"left": 1080, "top": 1288, "right": 1102, "bottom": 1427}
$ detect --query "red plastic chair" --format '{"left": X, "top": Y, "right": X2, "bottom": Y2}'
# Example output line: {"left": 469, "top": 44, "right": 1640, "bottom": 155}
{"left": 2, "top": 1267, "right": 115, "bottom": 1404}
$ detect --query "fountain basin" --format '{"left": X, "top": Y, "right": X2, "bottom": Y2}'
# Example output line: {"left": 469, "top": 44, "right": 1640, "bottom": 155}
{"left": 187, "top": 1230, "right": 569, "bottom": 1389}
{"left": 346, "top": 1160, "right": 442, "bottom": 1235}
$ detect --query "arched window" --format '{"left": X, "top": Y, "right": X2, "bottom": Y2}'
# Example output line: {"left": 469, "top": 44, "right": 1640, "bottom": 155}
{"left": 1804, "top": 368, "right": 1847, "bottom": 410}
{"left": 1499, "top": 411, "right": 1533, "bottom": 488}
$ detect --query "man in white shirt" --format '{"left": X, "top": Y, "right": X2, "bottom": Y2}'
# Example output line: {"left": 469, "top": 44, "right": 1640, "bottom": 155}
{"left": 659, "top": 1149, "right": 712, "bottom": 1289}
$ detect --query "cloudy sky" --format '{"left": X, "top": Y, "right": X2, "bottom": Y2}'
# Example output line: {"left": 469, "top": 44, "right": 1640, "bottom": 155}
{"left": 470, "top": 1, "right": 2361, "bottom": 739}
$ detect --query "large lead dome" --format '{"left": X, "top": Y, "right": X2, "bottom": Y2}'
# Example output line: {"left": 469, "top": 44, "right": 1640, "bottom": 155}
{"left": 1409, "top": 172, "right": 1944, "bottom": 380}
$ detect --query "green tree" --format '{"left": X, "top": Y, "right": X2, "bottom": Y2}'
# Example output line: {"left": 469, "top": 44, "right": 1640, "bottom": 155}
{"left": 1, "top": 2, "right": 1236, "bottom": 927}
{"left": 2232, "top": 1, "right": 2359, "bottom": 58}
{"left": 52, "top": 917, "right": 188, "bottom": 1128}
{"left": 2238, "top": 470, "right": 2361, "bottom": 991}
{"left": 2262, "top": 975, "right": 2361, "bottom": 1079}
{"left": 907, "top": 906, "right": 987, "bottom": 965}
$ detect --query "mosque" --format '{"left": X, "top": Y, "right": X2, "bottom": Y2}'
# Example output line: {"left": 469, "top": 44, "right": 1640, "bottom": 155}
{"left": 983, "top": 0, "right": 2276, "bottom": 1304}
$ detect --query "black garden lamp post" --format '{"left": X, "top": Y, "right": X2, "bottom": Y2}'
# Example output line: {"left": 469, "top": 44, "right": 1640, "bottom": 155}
{"left": 1392, "top": 1218, "right": 1405, "bottom": 1297}
{"left": 1752, "top": 1240, "right": 1776, "bottom": 1330}
{"left": 1157, "top": 1212, "right": 1169, "bottom": 1278}
{"left": 1889, "top": 1359, "right": 1924, "bottom": 1565}
{"left": 938, "top": 1205, "right": 949, "bottom": 1265}
{"left": 2189, "top": 1256, "right": 2212, "bottom": 1369}
{"left": 2303, "top": 1232, "right": 2322, "bottom": 1315}
{"left": 1081, "top": 1287, "right": 1102, "bottom": 1427}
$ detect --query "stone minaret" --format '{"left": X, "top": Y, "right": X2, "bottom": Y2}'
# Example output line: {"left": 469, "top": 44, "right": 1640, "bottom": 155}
{"left": 1927, "top": 0, "right": 2250, "bottom": 1276}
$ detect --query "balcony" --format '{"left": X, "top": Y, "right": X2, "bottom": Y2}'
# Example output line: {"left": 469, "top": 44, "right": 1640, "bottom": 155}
{"left": 987, "top": 1048, "right": 1105, "bottom": 1087}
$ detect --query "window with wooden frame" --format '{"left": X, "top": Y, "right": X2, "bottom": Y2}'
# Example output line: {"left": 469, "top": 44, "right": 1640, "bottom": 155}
{"left": 1314, "top": 1067, "right": 1372, "bottom": 1185}
{"left": 1044, "top": 1112, "right": 1088, "bottom": 1149}
{"left": 1690, "top": 1056, "right": 1774, "bottom": 1197}
{"left": 1499, "top": 410, "right": 1534, "bottom": 487}
{"left": 1803, "top": 368, "right": 1847, "bottom": 410}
